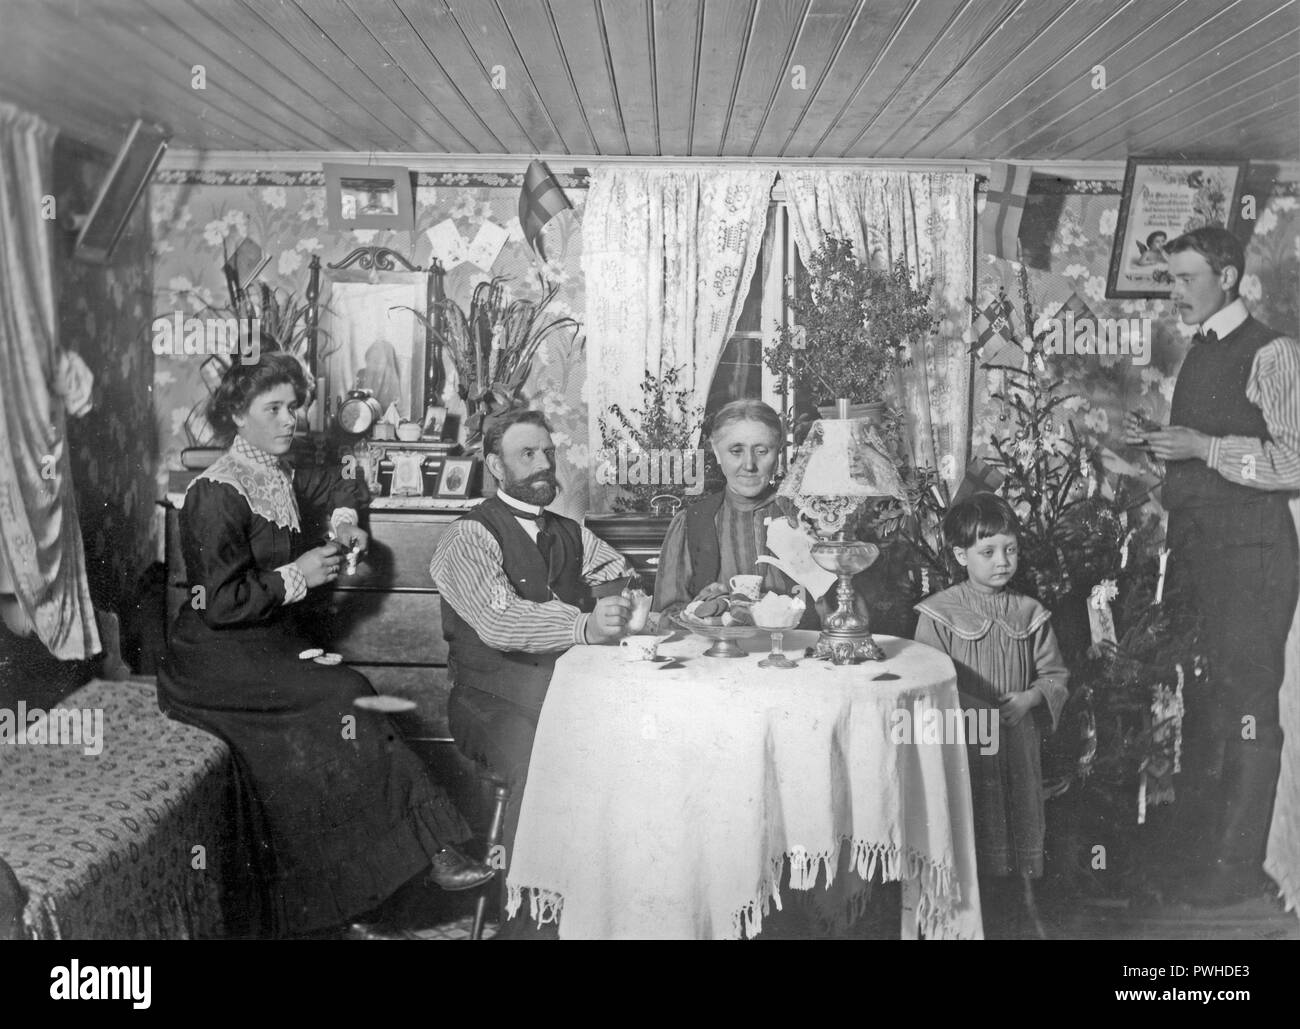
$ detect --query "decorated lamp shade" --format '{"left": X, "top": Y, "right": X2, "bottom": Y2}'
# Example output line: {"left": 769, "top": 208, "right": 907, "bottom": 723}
{"left": 778, "top": 417, "right": 904, "bottom": 534}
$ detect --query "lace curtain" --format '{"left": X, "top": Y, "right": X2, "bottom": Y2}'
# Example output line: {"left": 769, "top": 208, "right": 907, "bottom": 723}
{"left": 0, "top": 103, "right": 99, "bottom": 658}
{"left": 582, "top": 167, "right": 775, "bottom": 475}
{"left": 781, "top": 169, "right": 974, "bottom": 494}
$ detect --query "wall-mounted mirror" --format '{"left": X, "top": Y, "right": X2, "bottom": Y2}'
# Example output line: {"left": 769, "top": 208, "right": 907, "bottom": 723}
{"left": 306, "top": 246, "right": 444, "bottom": 429}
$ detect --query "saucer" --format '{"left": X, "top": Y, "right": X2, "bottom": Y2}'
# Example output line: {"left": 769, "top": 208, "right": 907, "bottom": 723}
{"left": 353, "top": 695, "right": 418, "bottom": 713}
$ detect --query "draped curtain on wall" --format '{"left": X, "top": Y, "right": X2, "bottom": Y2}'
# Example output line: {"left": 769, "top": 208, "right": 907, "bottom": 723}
{"left": 0, "top": 102, "right": 99, "bottom": 659}
{"left": 781, "top": 170, "right": 974, "bottom": 494}
{"left": 582, "top": 166, "right": 775, "bottom": 471}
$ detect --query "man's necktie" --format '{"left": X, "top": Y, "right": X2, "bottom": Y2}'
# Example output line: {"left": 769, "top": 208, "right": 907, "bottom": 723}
{"left": 515, "top": 508, "right": 560, "bottom": 587}
{"left": 1193, "top": 328, "right": 1219, "bottom": 346}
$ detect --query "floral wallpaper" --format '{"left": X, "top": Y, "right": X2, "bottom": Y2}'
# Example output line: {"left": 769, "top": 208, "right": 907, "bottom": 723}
{"left": 145, "top": 167, "right": 1298, "bottom": 535}
{"left": 971, "top": 178, "right": 1300, "bottom": 529}
{"left": 149, "top": 172, "right": 591, "bottom": 520}
{"left": 55, "top": 138, "right": 157, "bottom": 616}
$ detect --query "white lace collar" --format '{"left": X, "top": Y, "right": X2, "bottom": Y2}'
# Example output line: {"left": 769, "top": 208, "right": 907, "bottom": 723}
{"left": 189, "top": 436, "right": 301, "bottom": 531}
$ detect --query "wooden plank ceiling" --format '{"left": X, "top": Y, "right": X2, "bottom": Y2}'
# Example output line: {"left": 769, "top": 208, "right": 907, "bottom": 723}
{"left": 0, "top": 0, "right": 1295, "bottom": 161}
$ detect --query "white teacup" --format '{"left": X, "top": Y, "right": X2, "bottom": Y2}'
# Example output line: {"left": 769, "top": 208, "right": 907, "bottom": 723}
{"left": 729, "top": 574, "right": 763, "bottom": 601}
{"left": 619, "top": 635, "right": 661, "bottom": 661}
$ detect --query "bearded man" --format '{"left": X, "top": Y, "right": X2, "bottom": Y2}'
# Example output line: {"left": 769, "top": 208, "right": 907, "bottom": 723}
{"left": 429, "top": 407, "right": 632, "bottom": 935}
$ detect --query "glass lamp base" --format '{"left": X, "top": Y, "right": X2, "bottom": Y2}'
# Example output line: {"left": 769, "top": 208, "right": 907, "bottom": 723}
{"left": 813, "top": 633, "right": 886, "bottom": 664}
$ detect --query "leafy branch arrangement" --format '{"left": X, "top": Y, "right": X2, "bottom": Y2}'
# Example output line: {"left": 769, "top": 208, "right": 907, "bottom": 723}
{"left": 405, "top": 277, "right": 581, "bottom": 444}
{"left": 596, "top": 365, "right": 712, "bottom": 512}
{"left": 764, "top": 236, "right": 936, "bottom": 405}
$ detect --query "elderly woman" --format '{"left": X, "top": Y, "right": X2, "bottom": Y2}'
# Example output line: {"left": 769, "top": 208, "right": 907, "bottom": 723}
{"left": 652, "top": 399, "right": 821, "bottom": 629}
{"left": 158, "top": 353, "right": 490, "bottom": 939}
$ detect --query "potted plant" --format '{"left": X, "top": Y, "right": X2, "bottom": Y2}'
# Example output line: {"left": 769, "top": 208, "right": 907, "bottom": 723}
{"left": 594, "top": 365, "right": 710, "bottom": 513}
{"left": 764, "top": 236, "right": 935, "bottom": 426}
{"left": 587, "top": 365, "right": 713, "bottom": 593}
{"left": 419, "top": 277, "right": 581, "bottom": 451}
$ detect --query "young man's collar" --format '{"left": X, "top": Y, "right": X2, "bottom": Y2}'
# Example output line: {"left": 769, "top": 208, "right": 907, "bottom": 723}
{"left": 496, "top": 488, "right": 546, "bottom": 518}
{"left": 1202, "top": 297, "right": 1249, "bottom": 339}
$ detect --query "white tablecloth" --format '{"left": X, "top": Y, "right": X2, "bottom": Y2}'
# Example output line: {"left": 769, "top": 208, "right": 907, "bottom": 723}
{"left": 506, "top": 631, "right": 983, "bottom": 939}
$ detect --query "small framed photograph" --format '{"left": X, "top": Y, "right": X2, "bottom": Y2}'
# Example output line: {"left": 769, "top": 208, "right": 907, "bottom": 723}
{"left": 422, "top": 405, "right": 447, "bottom": 438}
{"left": 323, "top": 163, "right": 414, "bottom": 231}
{"left": 436, "top": 457, "right": 476, "bottom": 499}
{"left": 1107, "top": 157, "right": 1248, "bottom": 299}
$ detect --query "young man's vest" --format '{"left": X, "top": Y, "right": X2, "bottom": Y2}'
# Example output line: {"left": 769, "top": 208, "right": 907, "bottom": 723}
{"left": 441, "top": 497, "right": 589, "bottom": 712}
{"left": 1165, "top": 315, "right": 1279, "bottom": 510}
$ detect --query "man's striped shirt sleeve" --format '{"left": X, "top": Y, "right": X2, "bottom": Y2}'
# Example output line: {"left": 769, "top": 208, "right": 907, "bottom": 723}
{"left": 429, "top": 520, "right": 630, "bottom": 653}
{"left": 1205, "top": 336, "right": 1300, "bottom": 491}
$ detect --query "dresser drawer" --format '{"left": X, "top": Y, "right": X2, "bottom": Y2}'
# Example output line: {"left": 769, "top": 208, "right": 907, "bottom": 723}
{"left": 326, "top": 590, "right": 447, "bottom": 664}
{"left": 352, "top": 665, "right": 452, "bottom": 740}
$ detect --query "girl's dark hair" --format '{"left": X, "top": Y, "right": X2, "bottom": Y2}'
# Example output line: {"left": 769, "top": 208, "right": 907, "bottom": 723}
{"left": 941, "top": 491, "right": 1021, "bottom": 549}
{"left": 208, "top": 353, "right": 310, "bottom": 439}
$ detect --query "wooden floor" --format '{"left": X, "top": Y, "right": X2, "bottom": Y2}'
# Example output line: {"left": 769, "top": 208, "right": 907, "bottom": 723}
{"left": 1044, "top": 894, "right": 1300, "bottom": 942}
{"left": 397, "top": 888, "right": 1300, "bottom": 940}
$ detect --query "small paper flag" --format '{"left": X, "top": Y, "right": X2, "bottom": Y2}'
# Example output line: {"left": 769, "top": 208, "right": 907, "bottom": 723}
{"left": 979, "top": 162, "right": 1033, "bottom": 260}
{"left": 519, "top": 159, "right": 572, "bottom": 258}
{"left": 952, "top": 458, "right": 1006, "bottom": 504}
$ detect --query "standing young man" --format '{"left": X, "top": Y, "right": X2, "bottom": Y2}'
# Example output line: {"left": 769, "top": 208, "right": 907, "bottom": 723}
{"left": 1124, "top": 226, "right": 1300, "bottom": 907}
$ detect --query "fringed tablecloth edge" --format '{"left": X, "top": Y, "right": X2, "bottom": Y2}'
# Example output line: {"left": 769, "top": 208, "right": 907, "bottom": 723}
{"left": 1264, "top": 858, "right": 1300, "bottom": 923}
{"left": 733, "top": 839, "right": 970, "bottom": 941}
{"left": 506, "top": 883, "right": 564, "bottom": 928}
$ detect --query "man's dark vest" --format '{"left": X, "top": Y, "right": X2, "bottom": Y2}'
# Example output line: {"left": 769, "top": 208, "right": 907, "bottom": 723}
{"left": 683, "top": 489, "right": 821, "bottom": 630}
{"left": 441, "top": 497, "right": 589, "bottom": 712}
{"left": 1165, "top": 315, "right": 1279, "bottom": 509}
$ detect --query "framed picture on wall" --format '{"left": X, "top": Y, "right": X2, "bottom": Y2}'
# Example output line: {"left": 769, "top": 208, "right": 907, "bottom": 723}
{"left": 1106, "top": 157, "right": 1248, "bottom": 299}
{"left": 323, "top": 163, "right": 414, "bottom": 231}
{"left": 436, "top": 457, "right": 476, "bottom": 499}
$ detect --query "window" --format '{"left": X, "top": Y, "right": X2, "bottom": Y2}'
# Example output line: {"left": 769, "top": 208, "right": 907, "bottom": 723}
{"left": 701, "top": 196, "right": 804, "bottom": 467}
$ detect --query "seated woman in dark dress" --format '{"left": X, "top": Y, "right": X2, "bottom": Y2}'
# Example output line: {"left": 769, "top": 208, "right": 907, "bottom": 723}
{"left": 652, "top": 400, "right": 822, "bottom": 629}
{"left": 158, "top": 353, "right": 490, "bottom": 939}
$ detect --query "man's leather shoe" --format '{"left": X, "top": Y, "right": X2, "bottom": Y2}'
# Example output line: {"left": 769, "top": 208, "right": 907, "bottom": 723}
{"left": 428, "top": 846, "right": 494, "bottom": 892}
{"left": 341, "top": 921, "right": 421, "bottom": 940}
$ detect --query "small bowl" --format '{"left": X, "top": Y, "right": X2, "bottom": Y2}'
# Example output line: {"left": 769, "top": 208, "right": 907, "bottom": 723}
{"left": 396, "top": 420, "right": 422, "bottom": 442}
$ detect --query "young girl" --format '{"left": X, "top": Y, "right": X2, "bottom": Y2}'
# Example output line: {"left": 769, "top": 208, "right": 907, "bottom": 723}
{"left": 913, "top": 492, "right": 1069, "bottom": 938}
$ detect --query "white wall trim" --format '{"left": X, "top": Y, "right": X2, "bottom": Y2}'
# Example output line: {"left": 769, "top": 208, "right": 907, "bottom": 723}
{"left": 160, "top": 150, "right": 1300, "bottom": 187}
{"left": 158, "top": 149, "right": 1147, "bottom": 181}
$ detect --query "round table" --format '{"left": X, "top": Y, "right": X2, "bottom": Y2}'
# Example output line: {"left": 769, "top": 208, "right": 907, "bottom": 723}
{"left": 505, "top": 630, "right": 984, "bottom": 939}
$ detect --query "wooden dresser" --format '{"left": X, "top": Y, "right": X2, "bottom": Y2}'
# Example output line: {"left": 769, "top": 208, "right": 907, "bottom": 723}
{"left": 322, "top": 509, "right": 460, "bottom": 739}
{"left": 162, "top": 504, "right": 460, "bottom": 741}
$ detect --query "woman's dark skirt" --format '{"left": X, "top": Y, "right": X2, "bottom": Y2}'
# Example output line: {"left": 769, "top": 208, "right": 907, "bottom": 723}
{"left": 158, "top": 618, "right": 470, "bottom": 938}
